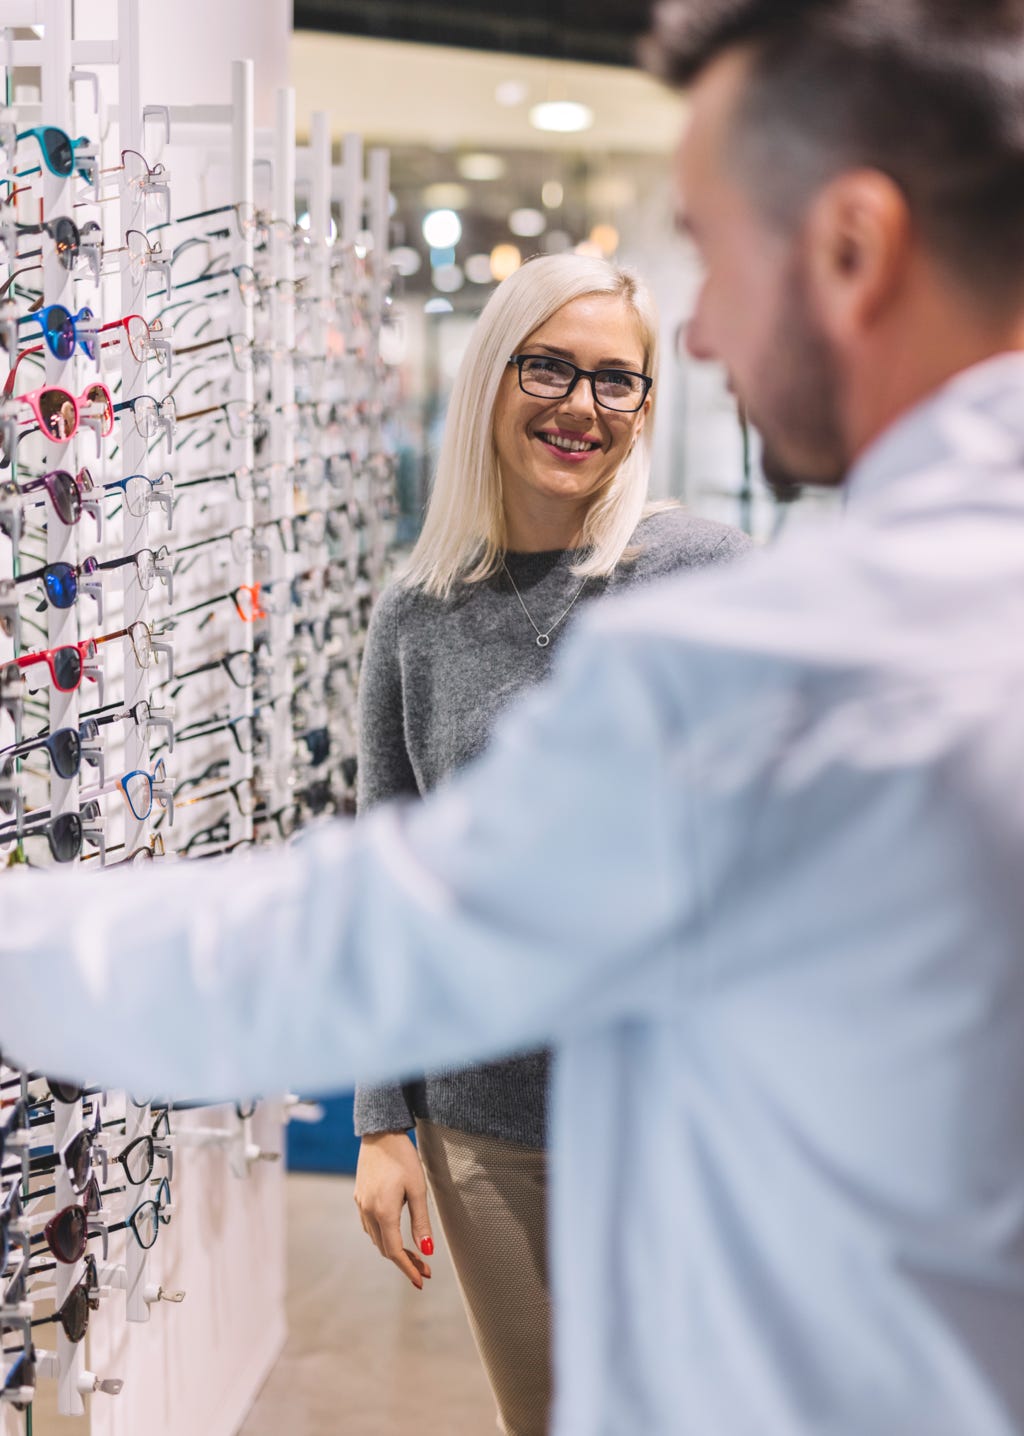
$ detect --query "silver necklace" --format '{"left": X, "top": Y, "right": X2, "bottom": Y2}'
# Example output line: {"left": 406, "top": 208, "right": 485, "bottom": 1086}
{"left": 501, "top": 560, "right": 588, "bottom": 648}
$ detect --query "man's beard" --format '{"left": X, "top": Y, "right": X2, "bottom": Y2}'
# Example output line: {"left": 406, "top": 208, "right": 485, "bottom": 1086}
{"left": 748, "top": 253, "right": 848, "bottom": 502}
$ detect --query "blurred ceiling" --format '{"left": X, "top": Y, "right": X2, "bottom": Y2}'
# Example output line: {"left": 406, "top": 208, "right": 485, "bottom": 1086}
{"left": 290, "top": 32, "right": 684, "bottom": 154}
{"left": 293, "top": 0, "right": 658, "bottom": 68}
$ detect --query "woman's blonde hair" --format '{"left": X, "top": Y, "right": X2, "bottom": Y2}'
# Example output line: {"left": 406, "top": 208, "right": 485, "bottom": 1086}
{"left": 402, "top": 252, "right": 661, "bottom": 597}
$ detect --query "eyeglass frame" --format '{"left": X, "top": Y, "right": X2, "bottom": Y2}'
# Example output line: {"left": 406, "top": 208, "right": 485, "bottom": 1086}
{"left": 507, "top": 352, "right": 653, "bottom": 412}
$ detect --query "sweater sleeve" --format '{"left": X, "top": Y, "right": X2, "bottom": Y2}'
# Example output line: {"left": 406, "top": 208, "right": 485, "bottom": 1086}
{"left": 354, "top": 582, "right": 420, "bottom": 1135}
{"left": 355, "top": 584, "right": 420, "bottom": 813}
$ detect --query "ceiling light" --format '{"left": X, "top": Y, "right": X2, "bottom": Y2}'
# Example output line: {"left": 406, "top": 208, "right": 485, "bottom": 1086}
{"left": 458, "top": 152, "right": 506, "bottom": 182}
{"left": 430, "top": 246, "right": 456, "bottom": 269}
{"left": 433, "top": 264, "right": 465, "bottom": 294}
{"left": 509, "top": 208, "right": 546, "bottom": 239}
{"left": 541, "top": 179, "right": 564, "bottom": 209}
{"left": 423, "top": 182, "right": 470, "bottom": 211}
{"left": 490, "top": 244, "right": 522, "bottom": 282}
{"left": 529, "top": 101, "right": 593, "bottom": 134}
{"left": 390, "top": 246, "right": 422, "bottom": 277}
{"left": 464, "top": 254, "right": 494, "bottom": 285}
{"left": 496, "top": 80, "right": 529, "bottom": 107}
{"left": 424, "top": 297, "right": 454, "bottom": 314}
{"left": 589, "top": 223, "right": 620, "bottom": 256}
{"left": 422, "top": 209, "right": 462, "bottom": 248}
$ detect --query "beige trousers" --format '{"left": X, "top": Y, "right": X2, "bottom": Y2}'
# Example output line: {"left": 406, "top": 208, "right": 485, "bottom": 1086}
{"left": 415, "top": 1119, "right": 552, "bottom": 1436}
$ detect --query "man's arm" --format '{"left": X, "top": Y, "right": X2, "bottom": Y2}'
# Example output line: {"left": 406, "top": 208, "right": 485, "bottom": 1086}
{"left": 0, "top": 624, "right": 690, "bottom": 1100}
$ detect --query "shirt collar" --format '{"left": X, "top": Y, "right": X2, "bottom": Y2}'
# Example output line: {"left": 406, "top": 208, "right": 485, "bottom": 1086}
{"left": 844, "top": 350, "right": 1024, "bottom": 512}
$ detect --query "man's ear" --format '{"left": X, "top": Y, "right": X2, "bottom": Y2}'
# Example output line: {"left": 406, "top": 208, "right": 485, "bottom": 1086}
{"left": 804, "top": 169, "right": 912, "bottom": 340}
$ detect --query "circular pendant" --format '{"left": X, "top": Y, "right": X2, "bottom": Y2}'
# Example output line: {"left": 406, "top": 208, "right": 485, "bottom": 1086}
{"left": 536, "top": 634, "right": 550, "bottom": 648}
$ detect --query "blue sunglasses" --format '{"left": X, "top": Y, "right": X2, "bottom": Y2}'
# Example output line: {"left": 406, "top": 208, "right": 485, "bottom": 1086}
{"left": 16, "top": 126, "right": 94, "bottom": 182}
{"left": 17, "top": 303, "right": 95, "bottom": 361}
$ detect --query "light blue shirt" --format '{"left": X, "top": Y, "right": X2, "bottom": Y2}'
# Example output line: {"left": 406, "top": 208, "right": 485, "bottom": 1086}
{"left": 4, "top": 353, "right": 1024, "bottom": 1434}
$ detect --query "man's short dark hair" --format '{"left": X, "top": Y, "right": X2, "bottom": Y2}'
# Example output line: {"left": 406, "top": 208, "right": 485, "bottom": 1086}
{"left": 641, "top": 1, "right": 1024, "bottom": 308}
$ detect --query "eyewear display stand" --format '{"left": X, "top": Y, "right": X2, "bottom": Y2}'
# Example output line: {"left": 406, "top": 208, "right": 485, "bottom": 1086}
{"left": 1, "top": 1, "right": 399, "bottom": 1432}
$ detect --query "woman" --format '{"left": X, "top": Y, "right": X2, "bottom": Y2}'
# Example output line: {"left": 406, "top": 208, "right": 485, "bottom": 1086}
{"left": 353, "top": 252, "right": 750, "bottom": 1435}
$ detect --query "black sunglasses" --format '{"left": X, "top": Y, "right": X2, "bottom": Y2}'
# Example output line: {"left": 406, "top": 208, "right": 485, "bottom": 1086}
{"left": 26, "top": 1103, "right": 102, "bottom": 1192}
{"left": 30, "top": 1253, "right": 99, "bottom": 1343}
{"left": 0, "top": 727, "right": 81, "bottom": 785}
{"left": 0, "top": 809, "right": 83, "bottom": 864}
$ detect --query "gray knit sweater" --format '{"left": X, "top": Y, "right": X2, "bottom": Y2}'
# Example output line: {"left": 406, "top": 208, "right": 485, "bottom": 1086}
{"left": 353, "top": 507, "right": 753, "bottom": 1148}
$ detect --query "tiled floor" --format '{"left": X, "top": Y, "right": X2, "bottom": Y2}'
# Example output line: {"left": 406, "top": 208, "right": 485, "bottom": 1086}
{"left": 238, "top": 1174, "right": 498, "bottom": 1436}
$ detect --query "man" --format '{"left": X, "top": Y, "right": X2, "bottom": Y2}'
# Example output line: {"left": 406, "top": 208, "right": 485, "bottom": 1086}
{"left": 4, "top": 2, "right": 1024, "bottom": 1432}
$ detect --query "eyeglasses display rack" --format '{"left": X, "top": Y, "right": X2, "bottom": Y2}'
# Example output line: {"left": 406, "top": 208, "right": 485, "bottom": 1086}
{"left": 0, "top": 1, "right": 399, "bottom": 1432}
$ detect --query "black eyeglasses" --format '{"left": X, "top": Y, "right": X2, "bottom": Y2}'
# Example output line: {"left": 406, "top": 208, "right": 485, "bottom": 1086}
{"left": 167, "top": 648, "right": 263, "bottom": 693}
{"left": 110, "top": 1126, "right": 173, "bottom": 1186}
{"left": 508, "top": 352, "right": 652, "bottom": 412}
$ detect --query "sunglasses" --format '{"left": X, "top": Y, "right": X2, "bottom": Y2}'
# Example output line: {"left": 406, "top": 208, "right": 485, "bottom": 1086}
{"left": 15, "top": 466, "right": 94, "bottom": 525}
{"left": 10, "top": 378, "right": 114, "bottom": 444}
{"left": 15, "top": 621, "right": 157, "bottom": 691}
{"left": 16, "top": 125, "right": 95, "bottom": 182}
{"left": 10, "top": 215, "right": 84, "bottom": 270}
{"left": 13, "top": 556, "right": 103, "bottom": 610}
{"left": 0, "top": 727, "right": 81, "bottom": 782}
{"left": 17, "top": 302, "right": 96, "bottom": 361}
{"left": 30, "top": 1253, "right": 100, "bottom": 1343}
{"left": 29, "top": 1178, "right": 105, "bottom": 1264}
{"left": 25, "top": 1104, "right": 102, "bottom": 1193}
{"left": 0, "top": 809, "right": 84, "bottom": 863}
{"left": 14, "top": 637, "right": 97, "bottom": 692}
{"left": 16, "top": 546, "right": 169, "bottom": 610}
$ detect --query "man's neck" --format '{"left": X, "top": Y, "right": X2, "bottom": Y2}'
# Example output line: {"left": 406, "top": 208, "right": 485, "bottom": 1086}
{"left": 844, "top": 288, "right": 1024, "bottom": 466}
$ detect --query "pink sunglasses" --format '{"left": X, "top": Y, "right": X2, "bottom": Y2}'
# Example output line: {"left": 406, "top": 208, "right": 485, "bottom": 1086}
{"left": 3, "top": 347, "right": 113, "bottom": 444}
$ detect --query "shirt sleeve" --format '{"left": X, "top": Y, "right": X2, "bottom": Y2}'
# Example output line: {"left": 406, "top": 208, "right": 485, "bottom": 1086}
{"left": 0, "top": 621, "right": 691, "bottom": 1102}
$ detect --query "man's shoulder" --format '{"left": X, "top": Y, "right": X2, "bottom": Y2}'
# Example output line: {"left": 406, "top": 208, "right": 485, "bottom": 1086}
{"left": 591, "top": 510, "right": 855, "bottom": 663}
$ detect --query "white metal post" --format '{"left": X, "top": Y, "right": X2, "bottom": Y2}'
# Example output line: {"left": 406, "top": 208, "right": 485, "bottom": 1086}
{"left": 267, "top": 86, "right": 296, "bottom": 818}
{"left": 231, "top": 58, "right": 255, "bottom": 844}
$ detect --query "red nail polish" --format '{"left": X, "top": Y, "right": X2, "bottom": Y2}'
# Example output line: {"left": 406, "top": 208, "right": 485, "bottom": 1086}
{"left": 420, "top": 1237, "right": 434, "bottom": 1256}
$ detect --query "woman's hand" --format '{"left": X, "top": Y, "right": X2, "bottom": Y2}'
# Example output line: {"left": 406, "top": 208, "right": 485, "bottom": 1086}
{"left": 354, "top": 1131, "right": 435, "bottom": 1289}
